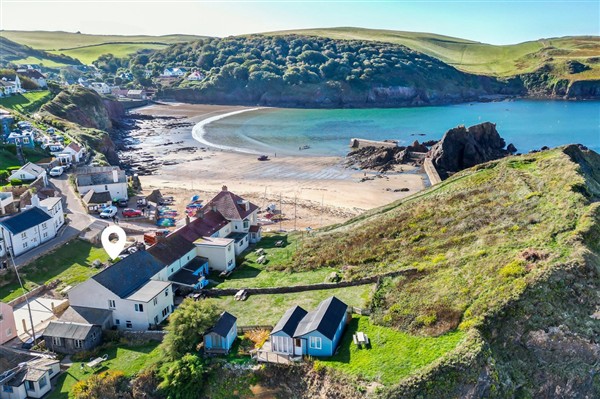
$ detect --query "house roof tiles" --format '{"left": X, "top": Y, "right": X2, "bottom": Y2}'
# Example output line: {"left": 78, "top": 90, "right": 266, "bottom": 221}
{"left": 206, "top": 187, "right": 258, "bottom": 220}
{"left": 176, "top": 209, "right": 229, "bottom": 242}
{"left": 43, "top": 321, "right": 97, "bottom": 340}
{"left": 147, "top": 233, "right": 195, "bottom": 265}
{"left": 76, "top": 167, "right": 126, "bottom": 187}
{"left": 0, "top": 207, "right": 52, "bottom": 234}
{"left": 294, "top": 296, "right": 348, "bottom": 340}
{"left": 82, "top": 189, "right": 112, "bottom": 205}
{"left": 91, "top": 250, "right": 165, "bottom": 298}
{"left": 271, "top": 306, "right": 308, "bottom": 337}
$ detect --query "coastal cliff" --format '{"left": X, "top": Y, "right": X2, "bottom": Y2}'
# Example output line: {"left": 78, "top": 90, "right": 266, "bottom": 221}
{"left": 39, "top": 86, "right": 123, "bottom": 163}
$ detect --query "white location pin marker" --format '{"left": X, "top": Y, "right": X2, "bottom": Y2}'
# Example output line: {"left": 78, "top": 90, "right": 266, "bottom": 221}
{"left": 101, "top": 225, "right": 127, "bottom": 260}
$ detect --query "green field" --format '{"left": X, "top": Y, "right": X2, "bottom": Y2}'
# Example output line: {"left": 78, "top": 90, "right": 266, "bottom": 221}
{"left": 3, "top": 30, "right": 205, "bottom": 64}
{"left": 317, "top": 315, "right": 466, "bottom": 385}
{"left": 47, "top": 342, "right": 161, "bottom": 399}
{"left": 0, "top": 240, "right": 109, "bottom": 302}
{"left": 267, "top": 27, "right": 600, "bottom": 78}
{"left": 213, "top": 285, "right": 374, "bottom": 326}
{"left": 0, "top": 91, "right": 52, "bottom": 113}
{"left": 213, "top": 234, "right": 336, "bottom": 289}
{"left": 49, "top": 43, "right": 168, "bottom": 65}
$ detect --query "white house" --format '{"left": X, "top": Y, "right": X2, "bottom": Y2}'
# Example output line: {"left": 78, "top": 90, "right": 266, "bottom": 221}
{"left": 89, "top": 82, "right": 111, "bottom": 95}
{"left": 0, "top": 76, "right": 21, "bottom": 97}
{"left": 75, "top": 166, "right": 128, "bottom": 200}
{"left": 194, "top": 237, "right": 235, "bottom": 272}
{"left": 67, "top": 251, "right": 174, "bottom": 330}
{"left": 161, "top": 67, "right": 187, "bottom": 77}
{"left": 187, "top": 71, "right": 205, "bottom": 81}
{"left": 0, "top": 196, "right": 61, "bottom": 257}
{"left": 0, "top": 350, "right": 60, "bottom": 399}
{"left": 62, "top": 142, "right": 86, "bottom": 163}
{"left": 17, "top": 69, "right": 47, "bottom": 88}
{"left": 8, "top": 162, "right": 47, "bottom": 185}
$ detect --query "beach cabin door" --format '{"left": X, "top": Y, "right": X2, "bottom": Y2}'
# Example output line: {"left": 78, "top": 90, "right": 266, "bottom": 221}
{"left": 294, "top": 338, "right": 303, "bottom": 356}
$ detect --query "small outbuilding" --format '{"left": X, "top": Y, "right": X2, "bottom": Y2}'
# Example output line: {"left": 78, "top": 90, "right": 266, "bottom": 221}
{"left": 43, "top": 321, "right": 102, "bottom": 354}
{"left": 204, "top": 311, "right": 237, "bottom": 354}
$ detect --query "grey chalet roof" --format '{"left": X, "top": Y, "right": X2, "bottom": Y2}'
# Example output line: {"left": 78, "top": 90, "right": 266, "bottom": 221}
{"left": 207, "top": 312, "right": 237, "bottom": 338}
{"left": 44, "top": 321, "right": 97, "bottom": 340}
{"left": 294, "top": 296, "right": 348, "bottom": 340}
{"left": 169, "top": 257, "right": 209, "bottom": 287}
{"left": 82, "top": 189, "right": 112, "bottom": 205}
{"left": 0, "top": 347, "right": 35, "bottom": 380}
{"left": 92, "top": 250, "right": 165, "bottom": 298}
{"left": 206, "top": 186, "right": 258, "bottom": 221}
{"left": 59, "top": 306, "right": 113, "bottom": 326}
{"left": 0, "top": 207, "right": 52, "bottom": 234}
{"left": 271, "top": 306, "right": 308, "bottom": 337}
{"left": 14, "top": 162, "right": 45, "bottom": 177}
{"left": 147, "top": 233, "right": 195, "bottom": 265}
{"left": 76, "top": 166, "right": 126, "bottom": 187}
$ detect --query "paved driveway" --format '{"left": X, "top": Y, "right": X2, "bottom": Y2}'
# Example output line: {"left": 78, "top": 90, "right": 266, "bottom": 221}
{"left": 13, "top": 296, "right": 68, "bottom": 337}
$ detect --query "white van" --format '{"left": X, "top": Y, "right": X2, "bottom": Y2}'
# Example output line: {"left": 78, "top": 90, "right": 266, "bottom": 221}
{"left": 49, "top": 166, "right": 64, "bottom": 177}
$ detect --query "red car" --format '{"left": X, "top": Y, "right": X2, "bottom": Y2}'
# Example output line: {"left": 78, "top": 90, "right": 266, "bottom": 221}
{"left": 122, "top": 208, "right": 142, "bottom": 218}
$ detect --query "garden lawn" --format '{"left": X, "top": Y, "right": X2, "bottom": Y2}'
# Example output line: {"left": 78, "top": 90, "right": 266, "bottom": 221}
{"left": 316, "top": 316, "right": 466, "bottom": 385}
{"left": 214, "top": 233, "right": 336, "bottom": 289}
{"left": 0, "top": 240, "right": 110, "bottom": 302}
{"left": 0, "top": 91, "right": 52, "bottom": 112}
{"left": 213, "top": 285, "right": 374, "bottom": 326}
{"left": 47, "top": 342, "right": 161, "bottom": 399}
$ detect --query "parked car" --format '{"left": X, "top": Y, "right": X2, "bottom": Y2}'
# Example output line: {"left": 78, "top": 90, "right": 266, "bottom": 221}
{"left": 49, "top": 166, "right": 64, "bottom": 177}
{"left": 117, "top": 198, "right": 128, "bottom": 208}
{"left": 99, "top": 206, "right": 118, "bottom": 219}
{"left": 122, "top": 208, "right": 142, "bottom": 218}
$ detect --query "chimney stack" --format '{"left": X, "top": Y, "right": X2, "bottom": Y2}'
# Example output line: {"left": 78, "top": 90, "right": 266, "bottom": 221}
{"left": 112, "top": 169, "right": 119, "bottom": 183}
{"left": 185, "top": 215, "right": 190, "bottom": 225}
{"left": 31, "top": 194, "right": 40, "bottom": 208}
{"left": 245, "top": 201, "right": 249, "bottom": 211}
{"left": 222, "top": 185, "right": 228, "bottom": 191}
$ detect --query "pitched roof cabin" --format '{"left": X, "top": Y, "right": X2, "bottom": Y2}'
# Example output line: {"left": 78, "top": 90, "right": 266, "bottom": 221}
{"left": 204, "top": 312, "right": 237, "bottom": 354}
{"left": 270, "top": 296, "right": 349, "bottom": 357}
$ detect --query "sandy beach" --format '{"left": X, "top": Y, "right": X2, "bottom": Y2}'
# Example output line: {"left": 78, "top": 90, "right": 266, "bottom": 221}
{"left": 122, "top": 102, "right": 427, "bottom": 230}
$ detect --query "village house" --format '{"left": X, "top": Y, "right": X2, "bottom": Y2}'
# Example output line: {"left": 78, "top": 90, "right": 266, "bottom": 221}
{"left": 187, "top": 70, "right": 205, "bottom": 81}
{"left": 0, "top": 75, "right": 21, "bottom": 97}
{"left": 126, "top": 89, "right": 147, "bottom": 100}
{"left": 67, "top": 251, "right": 174, "bottom": 330}
{"left": 0, "top": 301, "right": 17, "bottom": 345}
{"left": 61, "top": 142, "right": 86, "bottom": 163}
{"left": 161, "top": 67, "right": 187, "bottom": 77}
{"left": 43, "top": 321, "right": 103, "bottom": 354}
{"left": 82, "top": 189, "right": 112, "bottom": 213}
{"left": 0, "top": 110, "right": 13, "bottom": 136}
{"left": 0, "top": 350, "right": 60, "bottom": 399}
{"left": 268, "top": 296, "right": 349, "bottom": 358}
{"left": 0, "top": 195, "right": 63, "bottom": 257}
{"left": 5, "top": 131, "right": 35, "bottom": 148}
{"left": 89, "top": 82, "right": 111, "bottom": 95}
{"left": 8, "top": 162, "right": 47, "bottom": 185}
{"left": 204, "top": 312, "right": 237, "bottom": 354}
{"left": 76, "top": 166, "right": 128, "bottom": 200}
{"left": 16, "top": 69, "right": 47, "bottom": 88}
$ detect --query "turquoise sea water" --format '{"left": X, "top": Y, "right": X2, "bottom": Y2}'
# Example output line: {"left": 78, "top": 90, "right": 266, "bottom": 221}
{"left": 201, "top": 100, "right": 600, "bottom": 156}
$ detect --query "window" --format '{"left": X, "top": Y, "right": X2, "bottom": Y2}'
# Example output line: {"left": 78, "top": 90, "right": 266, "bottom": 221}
{"left": 23, "top": 242, "right": 28, "bottom": 249}
{"left": 6, "top": 327, "right": 12, "bottom": 337}
{"left": 26, "top": 380, "right": 35, "bottom": 391}
{"left": 165, "top": 289, "right": 169, "bottom": 297}
{"left": 108, "top": 300, "right": 116, "bottom": 309}
{"left": 52, "top": 337, "right": 62, "bottom": 346}
{"left": 21, "top": 232, "right": 27, "bottom": 239}
{"left": 43, "top": 232, "right": 48, "bottom": 238}
{"left": 0, "top": 313, "right": 3, "bottom": 321}
{"left": 154, "top": 315, "right": 159, "bottom": 324}
{"left": 115, "top": 319, "right": 120, "bottom": 325}
{"left": 153, "top": 297, "right": 158, "bottom": 306}
{"left": 75, "top": 340, "right": 83, "bottom": 348}
{"left": 91, "top": 332, "right": 97, "bottom": 341}
{"left": 38, "top": 376, "right": 47, "bottom": 389}
{"left": 3, "top": 386, "right": 13, "bottom": 393}
{"left": 125, "top": 321, "right": 132, "bottom": 329}
{"left": 48, "top": 368, "right": 54, "bottom": 376}
{"left": 161, "top": 307, "right": 169, "bottom": 317}
{"left": 105, "top": 185, "right": 108, "bottom": 190}
{"left": 309, "top": 336, "right": 322, "bottom": 350}
{"left": 243, "top": 219, "right": 249, "bottom": 229}
{"left": 42, "top": 222, "right": 47, "bottom": 229}
{"left": 135, "top": 303, "right": 144, "bottom": 312}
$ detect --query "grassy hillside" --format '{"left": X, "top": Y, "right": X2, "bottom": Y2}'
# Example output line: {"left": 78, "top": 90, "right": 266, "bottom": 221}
{"left": 267, "top": 27, "right": 600, "bottom": 80}
{"left": 276, "top": 146, "right": 600, "bottom": 396}
{"left": 0, "top": 36, "right": 80, "bottom": 67}
{"left": 2, "top": 30, "right": 206, "bottom": 64}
